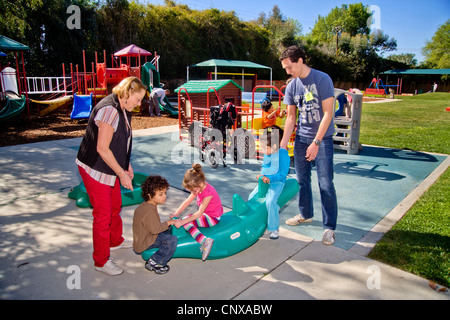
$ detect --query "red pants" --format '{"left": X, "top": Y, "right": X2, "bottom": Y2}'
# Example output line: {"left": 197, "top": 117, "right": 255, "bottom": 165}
{"left": 79, "top": 167, "right": 124, "bottom": 267}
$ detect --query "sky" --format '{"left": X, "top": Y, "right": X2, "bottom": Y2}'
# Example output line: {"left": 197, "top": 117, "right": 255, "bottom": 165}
{"left": 145, "top": 0, "right": 449, "bottom": 63}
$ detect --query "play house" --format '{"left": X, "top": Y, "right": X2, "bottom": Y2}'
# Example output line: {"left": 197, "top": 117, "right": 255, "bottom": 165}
{"left": 175, "top": 79, "right": 243, "bottom": 130}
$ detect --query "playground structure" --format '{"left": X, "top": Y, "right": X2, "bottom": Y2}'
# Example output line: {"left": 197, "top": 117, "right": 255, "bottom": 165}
{"left": 1, "top": 40, "right": 173, "bottom": 120}
{"left": 141, "top": 61, "right": 178, "bottom": 116}
{"left": 70, "top": 93, "right": 93, "bottom": 120}
{"left": 333, "top": 89, "right": 364, "bottom": 155}
{"left": 0, "top": 36, "right": 30, "bottom": 120}
{"left": 175, "top": 82, "right": 297, "bottom": 167}
{"left": 364, "top": 77, "right": 400, "bottom": 97}
{"left": 1, "top": 36, "right": 362, "bottom": 156}
{"left": 176, "top": 79, "right": 364, "bottom": 165}
{"left": 0, "top": 92, "right": 27, "bottom": 122}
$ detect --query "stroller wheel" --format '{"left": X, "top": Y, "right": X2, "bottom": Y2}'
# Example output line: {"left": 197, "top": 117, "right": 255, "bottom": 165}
{"left": 207, "top": 149, "right": 220, "bottom": 168}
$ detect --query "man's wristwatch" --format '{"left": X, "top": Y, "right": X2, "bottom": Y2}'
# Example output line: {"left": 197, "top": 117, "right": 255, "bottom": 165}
{"left": 313, "top": 139, "right": 321, "bottom": 146}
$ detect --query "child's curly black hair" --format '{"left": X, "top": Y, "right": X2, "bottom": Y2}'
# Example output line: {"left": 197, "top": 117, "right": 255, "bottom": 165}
{"left": 141, "top": 176, "right": 169, "bottom": 202}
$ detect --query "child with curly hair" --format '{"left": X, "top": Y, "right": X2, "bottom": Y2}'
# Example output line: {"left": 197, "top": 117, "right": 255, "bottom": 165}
{"left": 170, "top": 163, "right": 223, "bottom": 261}
{"left": 133, "top": 176, "right": 177, "bottom": 274}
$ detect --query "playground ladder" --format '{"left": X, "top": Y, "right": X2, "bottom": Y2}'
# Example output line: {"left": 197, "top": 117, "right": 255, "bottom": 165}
{"left": 26, "top": 76, "right": 72, "bottom": 95}
{"left": 333, "top": 88, "right": 363, "bottom": 155}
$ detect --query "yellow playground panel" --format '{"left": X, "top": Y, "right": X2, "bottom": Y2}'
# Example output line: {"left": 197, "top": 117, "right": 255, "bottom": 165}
{"left": 31, "top": 95, "right": 73, "bottom": 116}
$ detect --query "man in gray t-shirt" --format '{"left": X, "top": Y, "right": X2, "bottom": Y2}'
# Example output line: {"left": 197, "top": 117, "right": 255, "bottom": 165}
{"left": 284, "top": 74, "right": 335, "bottom": 138}
{"left": 280, "top": 46, "right": 338, "bottom": 246}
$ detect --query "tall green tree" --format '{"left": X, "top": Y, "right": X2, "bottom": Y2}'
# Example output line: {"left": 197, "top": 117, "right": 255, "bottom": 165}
{"left": 1, "top": 0, "right": 99, "bottom": 76}
{"left": 388, "top": 53, "right": 417, "bottom": 67}
{"left": 135, "top": 2, "right": 272, "bottom": 80}
{"left": 0, "top": 0, "right": 43, "bottom": 40}
{"left": 255, "top": 5, "right": 302, "bottom": 54}
{"left": 96, "top": 0, "right": 141, "bottom": 55}
{"left": 309, "top": 3, "right": 371, "bottom": 42}
{"left": 422, "top": 20, "right": 450, "bottom": 69}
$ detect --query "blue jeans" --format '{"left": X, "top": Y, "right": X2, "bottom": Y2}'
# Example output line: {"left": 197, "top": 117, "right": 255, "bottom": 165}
{"left": 146, "top": 229, "right": 177, "bottom": 266}
{"left": 248, "top": 181, "right": 285, "bottom": 232}
{"left": 294, "top": 135, "right": 338, "bottom": 230}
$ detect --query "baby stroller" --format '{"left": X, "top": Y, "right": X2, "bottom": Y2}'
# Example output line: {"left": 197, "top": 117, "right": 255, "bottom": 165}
{"left": 188, "top": 102, "right": 255, "bottom": 168}
{"left": 187, "top": 103, "right": 237, "bottom": 168}
{"left": 202, "top": 102, "right": 237, "bottom": 168}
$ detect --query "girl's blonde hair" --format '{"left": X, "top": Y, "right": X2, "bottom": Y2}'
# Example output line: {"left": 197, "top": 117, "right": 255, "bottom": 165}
{"left": 112, "top": 76, "right": 147, "bottom": 100}
{"left": 183, "top": 163, "right": 206, "bottom": 190}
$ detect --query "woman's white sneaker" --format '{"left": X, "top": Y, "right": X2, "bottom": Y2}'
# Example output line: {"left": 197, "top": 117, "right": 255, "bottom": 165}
{"left": 285, "top": 214, "right": 313, "bottom": 226}
{"left": 95, "top": 259, "right": 123, "bottom": 276}
{"left": 110, "top": 239, "right": 133, "bottom": 251}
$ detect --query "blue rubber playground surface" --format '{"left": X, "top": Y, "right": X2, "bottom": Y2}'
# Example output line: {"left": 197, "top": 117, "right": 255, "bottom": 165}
{"left": 130, "top": 131, "right": 447, "bottom": 250}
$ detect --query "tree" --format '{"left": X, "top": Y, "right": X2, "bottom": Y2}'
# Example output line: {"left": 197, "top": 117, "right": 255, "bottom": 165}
{"left": 309, "top": 3, "right": 371, "bottom": 42}
{"left": 0, "top": 0, "right": 43, "bottom": 40}
{"left": 422, "top": 20, "right": 450, "bottom": 69}
{"left": 96, "top": 0, "right": 139, "bottom": 54}
{"left": 14, "top": 0, "right": 99, "bottom": 76}
{"left": 369, "top": 30, "right": 397, "bottom": 54}
{"left": 301, "top": 2, "right": 398, "bottom": 81}
{"left": 388, "top": 53, "right": 417, "bottom": 67}
{"left": 255, "top": 5, "right": 302, "bottom": 55}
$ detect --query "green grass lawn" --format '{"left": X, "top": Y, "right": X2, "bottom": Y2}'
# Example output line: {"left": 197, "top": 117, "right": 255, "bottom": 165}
{"left": 360, "top": 92, "right": 450, "bottom": 287}
{"left": 360, "top": 93, "right": 450, "bottom": 155}
{"left": 368, "top": 168, "right": 449, "bottom": 287}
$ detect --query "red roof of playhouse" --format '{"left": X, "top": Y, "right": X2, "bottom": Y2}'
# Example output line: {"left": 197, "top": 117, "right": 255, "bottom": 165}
{"left": 114, "top": 44, "right": 152, "bottom": 57}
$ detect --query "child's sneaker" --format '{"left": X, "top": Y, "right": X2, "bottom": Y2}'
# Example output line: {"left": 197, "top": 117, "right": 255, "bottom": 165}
{"left": 201, "top": 238, "right": 214, "bottom": 261}
{"left": 145, "top": 258, "right": 170, "bottom": 274}
{"left": 269, "top": 230, "right": 279, "bottom": 240}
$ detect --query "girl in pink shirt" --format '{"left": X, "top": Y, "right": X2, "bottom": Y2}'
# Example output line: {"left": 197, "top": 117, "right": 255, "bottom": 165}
{"left": 170, "top": 163, "right": 223, "bottom": 261}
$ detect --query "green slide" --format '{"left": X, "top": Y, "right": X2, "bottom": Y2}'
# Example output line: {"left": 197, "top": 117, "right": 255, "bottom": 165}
{"left": 0, "top": 94, "right": 26, "bottom": 122}
{"left": 141, "top": 62, "right": 178, "bottom": 116}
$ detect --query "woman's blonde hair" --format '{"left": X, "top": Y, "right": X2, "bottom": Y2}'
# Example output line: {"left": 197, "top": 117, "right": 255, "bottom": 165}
{"left": 183, "top": 163, "right": 206, "bottom": 190}
{"left": 112, "top": 76, "right": 147, "bottom": 100}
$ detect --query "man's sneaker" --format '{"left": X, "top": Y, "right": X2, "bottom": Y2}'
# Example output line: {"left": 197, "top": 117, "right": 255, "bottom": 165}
{"left": 110, "top": 239, "right": 133, "bottom": 251}
{"left": 285, "top": 214, "right": 313, "bottom": 226}
{"left": 95, "top": 259, "right": 123, "bottom": 276}
{"left": 201, "top": 238, "right": 214, "bottom": 261}
{"left": 145, "top": 258, "right": 170, "bottom": 274}
{"left": 269, "top": 230, "right": 279, "bottom": 240}
{"left": 322, "top": 229, "right": 335, "bottom": 245}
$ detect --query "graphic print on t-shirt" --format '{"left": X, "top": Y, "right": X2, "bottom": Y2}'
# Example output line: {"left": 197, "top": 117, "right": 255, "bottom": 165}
{"left": 298, "top": 84, "right": 321, "bottom": 125}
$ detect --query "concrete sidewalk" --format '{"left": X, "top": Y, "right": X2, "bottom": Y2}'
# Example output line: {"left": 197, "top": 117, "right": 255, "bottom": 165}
{"left": 0, "top": 125, "right": 448, "bottom": 300}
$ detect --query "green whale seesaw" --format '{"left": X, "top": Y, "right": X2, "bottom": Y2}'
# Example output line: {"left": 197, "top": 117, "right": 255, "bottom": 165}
{"left": 68, "top": 172, "right": 149, "bottom": 208}
{"left": 141, "top": 177, "right": 299, "bottom": 261}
